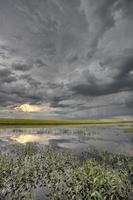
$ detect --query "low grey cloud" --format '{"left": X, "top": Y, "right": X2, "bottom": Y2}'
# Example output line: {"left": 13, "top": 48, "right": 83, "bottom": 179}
{"left": 35, "top": 59, "right": 49, "bottom": 68}
{"left": 0, "top": 68, "right": 16, "bottom": 83}
{"left": 71, "top": 54, "right": 133, "bottom": 97}
{"left": 12, "top": 63, "right": 32, "bottom": 71}
{"left": 0, "top": 0, "right": 133, "bottom": 118}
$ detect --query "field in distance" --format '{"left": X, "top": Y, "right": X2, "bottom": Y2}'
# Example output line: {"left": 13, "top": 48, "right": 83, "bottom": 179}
{"left": 0, "top": 118, "right": 133, "bottom": 127}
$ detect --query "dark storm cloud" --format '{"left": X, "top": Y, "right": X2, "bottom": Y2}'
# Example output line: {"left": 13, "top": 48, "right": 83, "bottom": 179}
{"left": 115, "top": 57, "right": 133, "bottom": 79}
{"left": 71, "top": 55, "right": 133, "bottom": 96}
{"left": 35, "top": 59, "right": 49, "bottom": 68}
{"left": 67, "top": 54, "right": 79, "bottom": 64}
{"left": 0, "top": 68, "right": 16, "bottom": 83}
{"left": 0, "top": 45, "right": 17, "bottom": 55}
{"left": 125, "top": 93, "right": 133, "bottom": 108}
{"left": 115, "top": 0, "right": 133, "bottom": 19}
{"left": 12, "top": 63, "right": 32, "bottom": 71}
{"left": 12, "top": 34, "right": 23, "bottom": 41}
{"left": 0, "top": 68, "right": 12, "bottom": 77}
{"left": 80, "top": 0, "right": 117, "bottom": 58}
{"left": 0, "top": 0, "right": 133, "bottom": 118}
{"left": 0, "top": 45, "right": 15, "bottom": 61}
{"left": 71, "top": 82, "right": 120, "bottom": 97}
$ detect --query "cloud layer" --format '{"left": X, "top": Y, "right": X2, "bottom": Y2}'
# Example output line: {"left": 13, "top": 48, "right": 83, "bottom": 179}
{"left": 0, "top": 0, "right": 133, "bottom": 118}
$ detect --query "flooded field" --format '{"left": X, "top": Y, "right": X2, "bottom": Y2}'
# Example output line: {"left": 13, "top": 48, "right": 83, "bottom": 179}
{"left": 0, "top": 125, "right": 133, "bottom": 199}
{"left": 0, "top": 125, "right": 133, "bottom": 156}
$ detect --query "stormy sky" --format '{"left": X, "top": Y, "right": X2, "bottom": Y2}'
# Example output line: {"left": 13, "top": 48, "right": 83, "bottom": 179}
{"left": 0, "top": 0, "right": 133, "bottom": 119}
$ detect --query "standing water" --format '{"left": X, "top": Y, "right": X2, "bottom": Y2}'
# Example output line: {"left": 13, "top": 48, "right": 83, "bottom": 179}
{"left": 0, "top": 125, "right": 133, "bottom": 156}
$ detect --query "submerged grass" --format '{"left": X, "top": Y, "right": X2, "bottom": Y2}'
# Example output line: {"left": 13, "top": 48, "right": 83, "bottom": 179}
{"left": 0, "top": 143, "right": 133, "bottom": 200}
{"left": 118, "top": 122, "right": 133, "bottom": 133}
{"left": 124, "top": 128, "right": 133, "bottom": 133}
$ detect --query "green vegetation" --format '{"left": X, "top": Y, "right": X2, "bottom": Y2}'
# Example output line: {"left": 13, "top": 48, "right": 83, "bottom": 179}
{"left": 119, "top": 123, "right": 133, "bottom": 133}
{"left": 123, "top": 127, "right": 133, "bottom": 133}
{"left": 0, "top": 118, "right": 133, "bottom": 127}
{"left": 0, "top": 144, "right": 133, "bottom": 200}
{"left": 124, "top": 128, "right": 133, "bottom": 133}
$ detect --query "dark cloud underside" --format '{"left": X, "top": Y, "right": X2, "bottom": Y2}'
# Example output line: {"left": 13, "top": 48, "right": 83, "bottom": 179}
{"left": 0, "top": 0, "right": 133, "bottom": 118}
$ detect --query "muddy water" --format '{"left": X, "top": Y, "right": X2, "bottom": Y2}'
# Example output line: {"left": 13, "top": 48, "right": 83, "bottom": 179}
{"left": 0, "top": 125, "right": 133, "bottom": 156}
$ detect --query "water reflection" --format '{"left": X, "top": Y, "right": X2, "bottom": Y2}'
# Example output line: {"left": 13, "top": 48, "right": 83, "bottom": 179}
{"left": 0, "top": 126, "right": 133, "bottom": 156}
{"left": 11, "top": 134, "right": 61, "bottom": 144}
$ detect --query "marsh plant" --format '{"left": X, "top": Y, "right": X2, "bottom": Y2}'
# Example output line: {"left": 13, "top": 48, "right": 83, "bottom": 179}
{"left": 119, "top": 123, "right": 133, "bottom": 133}
{"left": 0, "top": 143, "right": 133, "bottom": 200}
